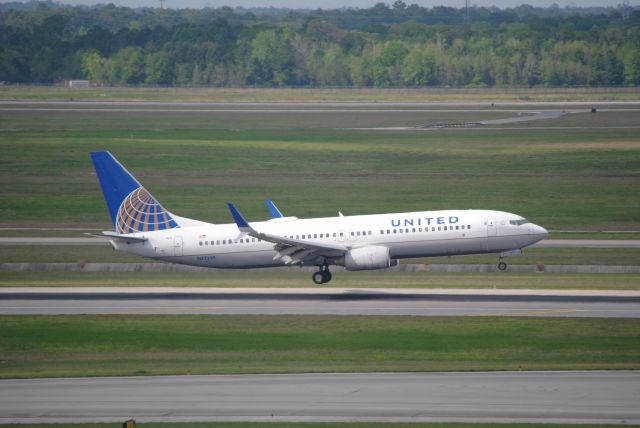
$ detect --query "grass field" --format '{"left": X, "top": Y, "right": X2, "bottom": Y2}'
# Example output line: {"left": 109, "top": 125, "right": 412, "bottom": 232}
{"left": 1, "top": 270, "right": 640, "bottom": 289}
{"left": 1, "top": 315, "right": 638, "bottom": 378}
{"left": 2, "top": 86, "right": 640, "bottom": 102}
{"left": 1, "top": 245, "right": 639, "bottom": 266}
{"left": 1, "top": 103, "right": 639, "bottom": 232}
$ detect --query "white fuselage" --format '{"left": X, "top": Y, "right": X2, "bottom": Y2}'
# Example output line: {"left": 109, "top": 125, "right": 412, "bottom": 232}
{"left": 110, "top": 209, "right": 547, "bottom": 269}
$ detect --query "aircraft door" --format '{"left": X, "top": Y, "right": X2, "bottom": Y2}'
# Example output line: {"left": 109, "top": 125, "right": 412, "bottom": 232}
{"left": 173, "top": 236, "right": 184, "bottom": 256}
{"left": 487, "top": 217, "right": 497, "bottom": 237}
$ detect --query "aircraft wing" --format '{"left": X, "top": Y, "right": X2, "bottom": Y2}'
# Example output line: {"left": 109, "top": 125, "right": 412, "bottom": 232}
{"left": 227, "top": 203, "right": 347, "bottom": 265}
{"left": 86, "top": 231, "right": 148, "bottom": 243}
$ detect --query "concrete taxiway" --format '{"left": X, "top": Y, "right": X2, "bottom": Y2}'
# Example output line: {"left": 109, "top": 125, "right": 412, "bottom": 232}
{"left": 1, "top": 287, "right": 639, "bottom": 317}
{"left": 1, "top": 371, "right": 638, "bottom": 424}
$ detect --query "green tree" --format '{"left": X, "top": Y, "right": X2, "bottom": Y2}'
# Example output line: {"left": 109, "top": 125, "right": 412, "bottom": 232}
{"left": 248, "top": 29, "right": 296, "bottom": 86}
{"left": 80, "top": 50, "right": 107, "bottom": 81}
{"left": 622, "top": 43, "right": 640, "bottom": 86}
{"left": 109, "top": 46, "right": 146, "bottom": 84}
{"left": 145, "top": 51, "right": 173, "bottom": 85}
{"left": 402, "top": 47, "right": 436, "bottom": 86}
{"left": 373, "top": 41, "right": 409, "bottom": 87}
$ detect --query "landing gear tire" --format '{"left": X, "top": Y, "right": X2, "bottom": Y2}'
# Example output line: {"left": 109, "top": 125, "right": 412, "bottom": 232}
{"left": 322, "top": 271, "right": 332, "bottom": 283}
{"left": 312, "top": 266, "right": 332, "bottom": 285}
{"left": 312, "top": 271, "right": 325, "bottom": 285}
{"left": 498, "top": 262, "right": 507, "bottom": 271}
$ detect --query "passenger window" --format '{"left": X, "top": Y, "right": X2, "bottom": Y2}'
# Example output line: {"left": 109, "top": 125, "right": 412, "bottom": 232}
{"left": 438, "top": 227, "right": 441, "bottom": 231}
{"left": 314, "top": 234, "right": 317, "bottom": 238}
{"left": 387, "top": 230, "right": 390, "bottom": 234}
{"left": 340, "top": 232, "right": 344, "bottom": 237}
{"left": 333, "top": 233, "right": 336, "bottom": 237}
{"left": 405, "top": 228, "right": 409, "bottom": 233}
{"left": 432, "top": 227, "right": 435, "bottom": 232}
{"left": 380, "top": 230, "right": 384, "bottom": 234}
{"left": 368, "top": 231, "right": 372, "bottom": 235}
{"left": 217, "top": 240, "right": 220, "bottom": 245}
{"left": 393, "top": 229, "right": 397, "bottom": 234}
{"left": 351, "top": 232, "right": 354, "bottom": 236}
{"left": 412, "top": 228, "right": 415, "bottom": 232}
{"left": 357, "top": 231, "right": 360, "bottom": 236}
{"left": 419, "top": 228, "right": 423, "bottom": 232}
{"left": 468, "top": 225, "right": 471, "bottom": 229}
{"left": 199, "top": 242, "right": 203, "bottom": 246}
{"left": 444, "top": 226, "right": 447, "bottom": 231}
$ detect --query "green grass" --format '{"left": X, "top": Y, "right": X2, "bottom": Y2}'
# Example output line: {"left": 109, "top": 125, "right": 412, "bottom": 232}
{"left": 1, "top": 315, "right": 638, "bottom": 378}
{"left": 2, "top": 85, "right": 640, "bottom": 102}
{"left": 1, "top": 245, "right": 640, "bottom": 266}
{"left": 0, "top": 109, "right": 638, "bottom": 231}
{"left": 1, "top": 270, "right": 640, "bottom": 289}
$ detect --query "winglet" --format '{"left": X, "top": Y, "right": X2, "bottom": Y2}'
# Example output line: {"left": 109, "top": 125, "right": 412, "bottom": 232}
{"left": 265, "top": 198, "right": 284, "bottom": 218}
{"left": 227, "top": 203, "right": 252, "bottom": 233}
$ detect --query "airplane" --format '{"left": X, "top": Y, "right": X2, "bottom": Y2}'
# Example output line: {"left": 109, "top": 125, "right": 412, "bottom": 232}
{"left": 90, "top": 151, "right": 548, "bottom": 284}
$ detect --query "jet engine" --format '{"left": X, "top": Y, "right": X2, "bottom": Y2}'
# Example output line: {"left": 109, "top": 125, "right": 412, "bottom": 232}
{"left": 340, "top": 245, "right": 398, "bottom": 271}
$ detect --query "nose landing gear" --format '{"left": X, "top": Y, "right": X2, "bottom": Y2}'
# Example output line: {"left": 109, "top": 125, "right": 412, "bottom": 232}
{"left": 312, "top": 265, "right": 332, "bottom": 284}
{"left": 497, "top": 249, "right": 522, "bottom": 271}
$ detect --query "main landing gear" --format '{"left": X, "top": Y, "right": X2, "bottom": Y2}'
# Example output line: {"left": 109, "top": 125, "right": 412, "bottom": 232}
{"left": 312, "top": 265, "right": 332, "bottom": 285}
{"left": 498, "top": 260, "right": 508, "bottom": 271}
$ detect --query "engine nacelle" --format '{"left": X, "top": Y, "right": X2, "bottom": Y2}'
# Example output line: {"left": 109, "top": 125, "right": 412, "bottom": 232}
{"left": 341, "top": 245, "right": 398, "bottom": 271}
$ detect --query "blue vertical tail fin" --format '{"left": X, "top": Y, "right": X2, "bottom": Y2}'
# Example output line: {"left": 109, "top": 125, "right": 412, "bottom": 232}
{"left": 90, "top": 151, "right": 180, "bottom": 234}
{"left": 265, "top": 198, "right": 284, "bottom": 218}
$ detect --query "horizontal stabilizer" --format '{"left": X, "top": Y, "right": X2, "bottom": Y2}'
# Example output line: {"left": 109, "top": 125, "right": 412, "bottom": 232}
{"left": 85, "top": 231, "right": 148, "bottom": 243}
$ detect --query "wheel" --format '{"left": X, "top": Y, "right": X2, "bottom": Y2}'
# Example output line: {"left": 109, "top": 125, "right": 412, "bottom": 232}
{"left": 322, "top": 271, "right": 332, "bottom": 284}
{"left": 498, "top": 262, "right": 507, "bottom": 271}
{"left": 312, "top": 271, "right": 325, "bottom": 284}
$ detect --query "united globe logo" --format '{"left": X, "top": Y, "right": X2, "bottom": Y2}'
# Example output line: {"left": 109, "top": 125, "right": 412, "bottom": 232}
{"left": 116, "top": 187, "right": 178, "bottom": 234}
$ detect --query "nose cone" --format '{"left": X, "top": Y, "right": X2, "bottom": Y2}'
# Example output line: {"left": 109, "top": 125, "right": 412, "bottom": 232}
{"left": 529, "top": 223, "right": 548, "bottom": 243}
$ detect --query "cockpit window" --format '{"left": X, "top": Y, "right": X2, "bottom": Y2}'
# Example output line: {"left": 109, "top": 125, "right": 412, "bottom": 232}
{"left": 509, "top": 218, "right": 529, "bottom": 226}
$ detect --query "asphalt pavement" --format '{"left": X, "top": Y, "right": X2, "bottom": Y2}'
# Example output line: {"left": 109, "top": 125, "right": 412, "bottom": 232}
{"left": 1, "top": 371, "right": 638, "bottom": 424}
{"left": 1, "top": 287, "right": 639, "bottom": 317}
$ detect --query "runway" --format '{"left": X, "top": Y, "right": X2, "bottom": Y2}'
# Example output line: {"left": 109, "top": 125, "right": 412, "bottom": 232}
{"left": 1, "top": 371, "right": 638, "bottom": 424}
{"left": 3, "top": 100, "right": 640, "bottom": 108}
{"left": 1, "top": 287, "right": 639, "bottom": 317}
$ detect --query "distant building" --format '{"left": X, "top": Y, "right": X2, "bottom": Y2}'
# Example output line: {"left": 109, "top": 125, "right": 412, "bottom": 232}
{"left": 64, "top": 80, "right": 94, "bottom": 88}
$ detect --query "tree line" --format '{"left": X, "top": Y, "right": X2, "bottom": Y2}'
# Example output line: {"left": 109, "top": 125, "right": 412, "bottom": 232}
{"left": 1, "top": 2, "right": 639, "bottom": 87}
